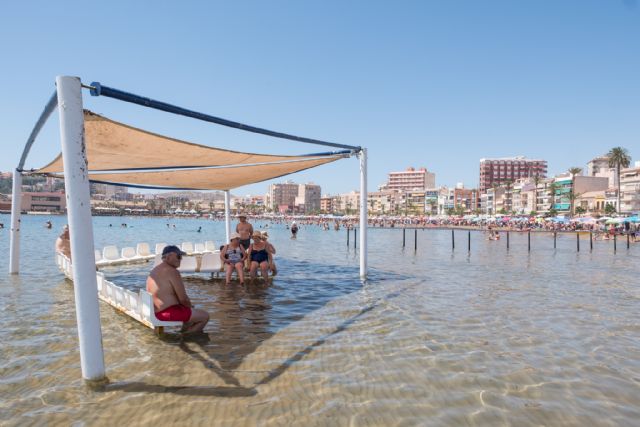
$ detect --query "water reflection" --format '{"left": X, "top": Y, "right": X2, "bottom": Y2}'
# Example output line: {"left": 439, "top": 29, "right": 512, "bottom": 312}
{"left": 1, "top": 214, "right": 639, "bottom": 425}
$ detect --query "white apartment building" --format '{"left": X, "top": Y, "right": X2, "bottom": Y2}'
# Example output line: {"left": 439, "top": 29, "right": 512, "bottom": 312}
{"left": 381, "top": 167, "right": 435, "bottom": 192}
{"left": 620, "top": 162, "right": 640, "bottom": 214}
{"left": 295, "top": 183, "right": 321, "bottom": 213}
{"left": 334, "top": 191, "right": 360, "bottom": 214}
{"left": 587, "top": 155, "right": 616, "bottom": 189}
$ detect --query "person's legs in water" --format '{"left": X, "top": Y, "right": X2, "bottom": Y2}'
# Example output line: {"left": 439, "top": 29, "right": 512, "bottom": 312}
{"left": 235, "top": 262, "right": 245, "bottom": 284}
{"left": 225, "top": 263, "right": 234, "bottom": 285}
{"left": 249, "top": 261, "right": 259, "bottom": 279}
{"left": 184, "top": 308, "right": 209, "bottom": 333}
{"left": 259, "top": 261, "right": 269, "bottom": 280}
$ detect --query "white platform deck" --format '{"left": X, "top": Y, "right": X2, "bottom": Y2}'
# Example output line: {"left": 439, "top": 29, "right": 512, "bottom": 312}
{"left": 57, "top": 253, "right": 182, "bottom": 332}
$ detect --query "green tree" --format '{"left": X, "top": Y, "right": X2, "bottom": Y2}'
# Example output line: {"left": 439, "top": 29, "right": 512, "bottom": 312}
{"left": 533, "top": 175, "right": 542, "bottom": 213}
{"left": 146, "top": 199, "right": 156, "bottom": 214}
{"left": 604, "top": 203, "right": 617, "bottom": 215}
{"left": 575, "top": 206, "right": 586, "bottom": 215}
{"left": 548, "top": 208, "right": 558, "bottom": 217}
{"left": 547, "top": 182, "right": 558, "bottom": 213}
{"left": 568, "top": 190, "right": 582, "bottom": 217}
{"left": 568, "top": 167, "right": 582, "bottom": 179}
{"left": 607, "top": 147, "right": 631, "bottom": 213}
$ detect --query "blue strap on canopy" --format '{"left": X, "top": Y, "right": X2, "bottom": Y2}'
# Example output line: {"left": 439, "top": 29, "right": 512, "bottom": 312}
{"left": 89, "top": 82, "right": 360, "bottom": 152}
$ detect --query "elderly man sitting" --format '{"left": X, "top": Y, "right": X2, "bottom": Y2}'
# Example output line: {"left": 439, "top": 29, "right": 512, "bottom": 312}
{"left": 146, "top": 245, "right": 209, "bottom": 334}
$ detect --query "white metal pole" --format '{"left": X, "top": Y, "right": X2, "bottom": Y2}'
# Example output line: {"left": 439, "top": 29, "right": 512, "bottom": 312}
{"left": 359, "top": 148, "right": 368, "bottom": 279}
{"left": 56, "top": 75, "right": 105, "bottom": 382}
{"left": 9, "top": 170, "right": 23, "bottom": 274}
{"left": 224, "top": 190, "right": 231, "bottom": 243}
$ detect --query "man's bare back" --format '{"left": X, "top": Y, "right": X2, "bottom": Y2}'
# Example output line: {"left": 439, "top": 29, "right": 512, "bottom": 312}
{"left": 146, "top": 262, "right": 191, "bottom": 311}
{"left": 146, "top": 245, "right": 209, "bottom": 333}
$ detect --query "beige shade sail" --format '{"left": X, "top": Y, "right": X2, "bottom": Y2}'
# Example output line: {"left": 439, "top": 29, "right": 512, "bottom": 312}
{"left": 35, "top": 110, "right": 349, "bottom": 190}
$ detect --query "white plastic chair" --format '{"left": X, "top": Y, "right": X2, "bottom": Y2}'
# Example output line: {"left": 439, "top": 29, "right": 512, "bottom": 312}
{"left": 124, "top": 289, "right": 141, "bottom": 320}
{"left": 136, "top": 242, "right": 154, "bottom": 260}
{"left": 114, "top": 286, "right": 126, "bottom": 308}
{"left": 204, "top": 240, "right": 217, "bottom": 252}
{"left": 140, "top": 290, "right": 182, "bottom": 333}
{"left": 199, "top": 252, "right": 222, "bottom": 276}
{"left": 103, "top": 245, "right": 120, "bottom": 262}
{"left": 96, "top": 272, "right": 105, "bottom": 294}
{"left": 121, "top": 247, "right": 137, "bottom": 260}
{"left": 177, "top": 255, "right": 197, "bottom": 273}
{"left": 155, "top": 243, "right": 167, "bottom": 255}
{"left": 194, "top": 242, "right": 206, "bottom": 253}
{"left": 181, "top": 242, "right": 194, "bottom": 253}
{"left": 95, "top": 250, "right": 109, "bottom": 268}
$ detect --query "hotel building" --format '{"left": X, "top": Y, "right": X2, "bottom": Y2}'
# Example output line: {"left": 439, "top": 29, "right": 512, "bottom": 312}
{"left": 381, "top": 167, "right": 435, "bottom": 192}
{"left": 479, "top": 157, "right": 547, "bottom": 192}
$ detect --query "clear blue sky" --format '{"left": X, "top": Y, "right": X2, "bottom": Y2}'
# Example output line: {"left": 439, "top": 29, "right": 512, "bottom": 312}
{"left": 1, "top": 0, "right": 638, "bottom": 196}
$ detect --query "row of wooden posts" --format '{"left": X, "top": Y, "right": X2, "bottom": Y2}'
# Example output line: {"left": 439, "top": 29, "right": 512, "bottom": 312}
{"left": 345, "top": 228, "right": 633, "bottom": 252}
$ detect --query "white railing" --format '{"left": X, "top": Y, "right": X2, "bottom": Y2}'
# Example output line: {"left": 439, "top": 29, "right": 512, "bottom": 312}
{"left": 56, "top": 252, "right": 182, "bottom": 331}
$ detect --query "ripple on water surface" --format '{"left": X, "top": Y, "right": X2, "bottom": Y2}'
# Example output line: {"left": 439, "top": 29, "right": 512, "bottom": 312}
{"left": 0, "top": 214, "right": 639, "bottom": 426}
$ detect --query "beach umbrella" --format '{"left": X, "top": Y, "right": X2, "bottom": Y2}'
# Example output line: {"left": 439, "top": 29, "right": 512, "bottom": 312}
{"left": 622, "top": 216, "right": 639, "bottom": 223}
{"left": 605, "top": 218, "right": 621, "bottom": 225}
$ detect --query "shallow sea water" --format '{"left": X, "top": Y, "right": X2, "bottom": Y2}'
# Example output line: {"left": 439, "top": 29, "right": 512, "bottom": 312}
{"left": 0, "top": 214, "right": 638, "bottom": 426}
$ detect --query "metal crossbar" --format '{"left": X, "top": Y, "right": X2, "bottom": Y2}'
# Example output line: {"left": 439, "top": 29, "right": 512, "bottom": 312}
{"left": 88, "top": 81, "right": 361, "bottom": 152}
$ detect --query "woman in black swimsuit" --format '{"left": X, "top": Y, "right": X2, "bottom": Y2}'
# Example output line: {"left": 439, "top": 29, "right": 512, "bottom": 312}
{"left": 248, "top": 231, "right": 270, "bottom": 281}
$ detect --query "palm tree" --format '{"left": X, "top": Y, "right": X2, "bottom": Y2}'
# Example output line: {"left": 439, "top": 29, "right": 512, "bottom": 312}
{"left": 568, "top": 190, "right": 582, "bottom": 217}
{"left": 547, "top": 182, "right": 558, "bottom": 215}
{"left": 607, "top": 147, "right": 631, "bottom": 213}
{"left": 146, "top": 199, "right": 156, "bottom": 215}
{"left": 533, "top": 175, "right": 542, "bottom": 213}
{"left": 568, "top": 167, "right": 582, "bottom": 179}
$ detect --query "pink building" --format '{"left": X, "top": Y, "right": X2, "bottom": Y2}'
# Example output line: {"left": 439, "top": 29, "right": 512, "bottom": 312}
{"left": 479, "top": 157, "right": 547, "bottom": 192}
{"left": 382, "top": 167, "right": 435, "bottom": 192}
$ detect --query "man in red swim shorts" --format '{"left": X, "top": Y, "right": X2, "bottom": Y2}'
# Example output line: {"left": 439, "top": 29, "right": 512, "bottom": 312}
{"left": 146, "top": 245, "right": 209, "bottom": 333}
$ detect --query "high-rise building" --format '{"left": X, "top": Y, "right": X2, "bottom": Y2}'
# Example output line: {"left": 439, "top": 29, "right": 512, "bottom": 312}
{"left": 479, "top": 156, "right": 547, "bottom": 192}
{"left": 267, "top": 181, "right": 321, "bottom": 213}
{"left": 382, "top": 167, "right": 435, "bottom": 192}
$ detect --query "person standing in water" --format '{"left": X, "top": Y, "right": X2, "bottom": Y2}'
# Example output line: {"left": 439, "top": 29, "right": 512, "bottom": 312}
{"left": 291, "top": 221, "right": 299, "bottom": 239}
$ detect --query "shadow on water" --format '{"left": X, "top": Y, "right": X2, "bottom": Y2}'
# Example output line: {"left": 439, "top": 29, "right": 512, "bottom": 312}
{"left": 97, "top": 258, "right": 409, "bottom": 397}
{"left": 101, "top": 282, "right": 408, "bottom": 397}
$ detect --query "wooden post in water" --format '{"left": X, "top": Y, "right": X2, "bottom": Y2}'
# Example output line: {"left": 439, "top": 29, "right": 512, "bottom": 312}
{"left": 347, "top": 228, "right": 350, "bottom": 247}
{"left": 528, "top": 231, "right": 531, "bottom": 252}
{"left": 554, "top": 232, "right": 557, "bottom": 249}
{"left": 354, "top": 228, "right": 357, "bottom": 249}
{"left": 506, "top": 231, "right": 509, "bottom": 250}
{"left": 590, "top": 232, "right": 593, "bottom": 251}
{"left": 402, "top": 228, "right": 406, "bottom": 248}
{"left": 452, "top": 229, "right": 455, "bottom": 250}
{"left": 627, "top": 234, "right": 630, "bottom": 249}
{"left": 576, "top": 232, "right": 580, "bottom": 252}
{"left": 468, "top": 231, "right": 471, "bottom": 252}
{"left": 614, "top": 234, "right": 617, "bottom": 252}
{"left": 414, "top": 229, "right": 417, "bottom": 251}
